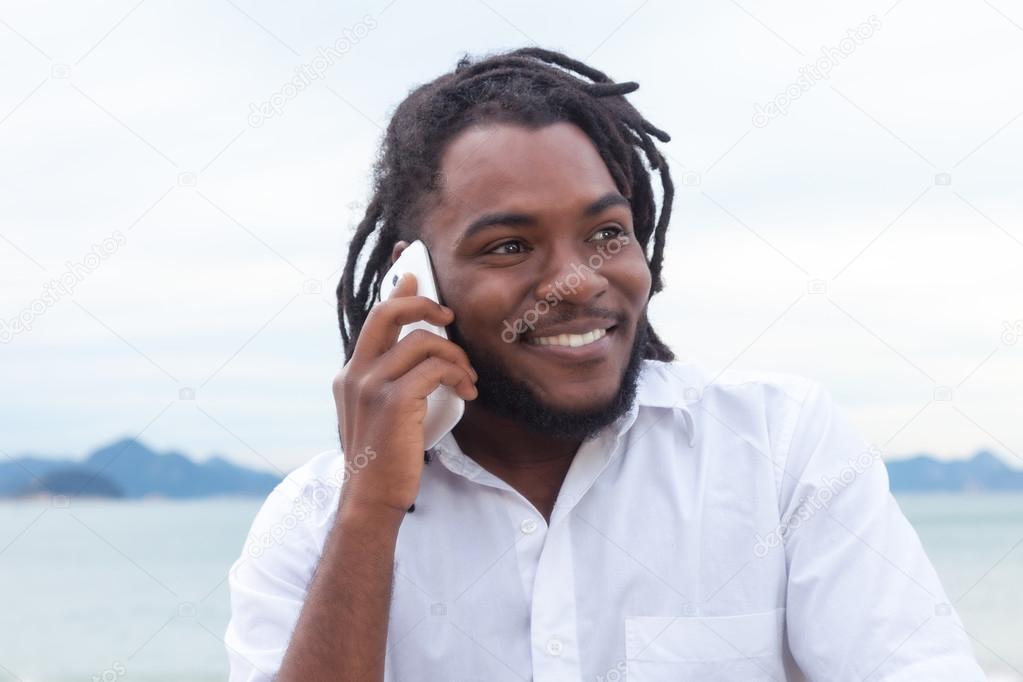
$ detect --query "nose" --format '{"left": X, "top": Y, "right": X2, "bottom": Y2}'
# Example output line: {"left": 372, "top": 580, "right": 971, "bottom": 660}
{"left": 533, "top": 244, "right": 609, "bottom": 305}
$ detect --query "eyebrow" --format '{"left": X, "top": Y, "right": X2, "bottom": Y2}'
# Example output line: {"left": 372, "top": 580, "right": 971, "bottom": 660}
{"left": 455, "top": 192, "right": 630, "bottom": 247}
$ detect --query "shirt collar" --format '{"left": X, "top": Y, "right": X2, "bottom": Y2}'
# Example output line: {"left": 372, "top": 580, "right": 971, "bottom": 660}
{"left": 430, "top": 359, "right": 698, "bottom": 475}
{"left": 629, "top": 359, "right": 699, "bottom": 447}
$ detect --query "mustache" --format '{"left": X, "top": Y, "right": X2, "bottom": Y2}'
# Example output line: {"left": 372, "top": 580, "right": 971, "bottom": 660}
{"left": 526, "top": 305, "right": 623, "bottom": 326}
{"left": 507, "top": 305, "right": 625, "bottom": 338}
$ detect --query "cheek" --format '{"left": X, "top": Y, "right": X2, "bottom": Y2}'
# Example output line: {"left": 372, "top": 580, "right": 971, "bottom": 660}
{"left": 607, "top": 251, "right": 652, "bottom": 305}
{"left": 441, "top": 274, "right": 521, "bottom": 341}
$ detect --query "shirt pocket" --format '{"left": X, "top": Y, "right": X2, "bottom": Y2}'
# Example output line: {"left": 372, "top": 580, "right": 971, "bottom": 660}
{"left": 625, "top": 607, "right": 786, "bottom": 682}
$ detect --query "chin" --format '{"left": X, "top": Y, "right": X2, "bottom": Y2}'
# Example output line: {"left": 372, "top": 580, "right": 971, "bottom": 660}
{"left": 538, "top": 393, "right": 610, "bottom": 416}
{"left": 450, "top": 312, "right": 648, "bottom": 441}
{"left": 527, "top": 373, "right": 622, "bottom": 410}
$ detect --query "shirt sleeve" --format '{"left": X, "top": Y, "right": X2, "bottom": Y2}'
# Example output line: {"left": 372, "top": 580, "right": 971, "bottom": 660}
{"left": 224, "top": 467, "right": 341, "bottom": 681}
{"left": 778, "top": 380, "right": 986, "bottom": 681}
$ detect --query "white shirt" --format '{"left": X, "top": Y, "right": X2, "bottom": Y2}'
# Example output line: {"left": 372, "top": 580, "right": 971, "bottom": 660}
{"left": 225, "top": 359, "right": 985, "bottom": 681}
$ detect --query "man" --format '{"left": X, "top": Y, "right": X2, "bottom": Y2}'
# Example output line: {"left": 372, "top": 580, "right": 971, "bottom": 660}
{"left": 225, "top": 47, "right": 985, "bottom": 681}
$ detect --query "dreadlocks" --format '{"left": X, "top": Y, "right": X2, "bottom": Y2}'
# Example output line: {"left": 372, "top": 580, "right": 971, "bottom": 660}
{"left": 336, "top": 46, "right": 676, "bottom": 363}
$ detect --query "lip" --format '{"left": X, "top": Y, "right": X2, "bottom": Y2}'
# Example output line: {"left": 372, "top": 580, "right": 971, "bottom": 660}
{"left": 519, "top": 325, "right": 617, "bottom": 363}
{"left": 522, "top": 319, "right": 618, "bottom": 341}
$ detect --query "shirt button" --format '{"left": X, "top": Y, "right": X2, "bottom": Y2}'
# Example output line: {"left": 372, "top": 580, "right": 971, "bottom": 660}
{"left": 520, "top": 518, "right": 539, "bottom": 534}
{"left": 546, "top": 637, "right": 563, "bottom": 656}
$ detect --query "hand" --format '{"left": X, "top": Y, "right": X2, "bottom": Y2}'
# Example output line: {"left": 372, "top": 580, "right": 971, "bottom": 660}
{"left": 332, "top": 273, "right": 477, "bottom": 515}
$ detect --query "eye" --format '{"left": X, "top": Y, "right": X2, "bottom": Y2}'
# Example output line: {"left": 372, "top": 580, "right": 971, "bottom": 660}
{"left": 589, "top": 225, "right": 629, "bottom": 242}
{"left": 487, "top": 239, "right": 528, "bottom": 255}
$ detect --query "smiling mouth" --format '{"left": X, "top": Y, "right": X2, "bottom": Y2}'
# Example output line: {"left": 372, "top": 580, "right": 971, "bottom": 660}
{"left": 525, "top": 327, "right": 611, "bottom": 347}
{"left": 516, "top": 325, "right": 620, "bottom": 363}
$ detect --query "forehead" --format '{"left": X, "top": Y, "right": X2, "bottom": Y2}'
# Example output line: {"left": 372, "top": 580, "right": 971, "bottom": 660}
{"left": 424, "top": 121, "right": 623, "bottom": 241}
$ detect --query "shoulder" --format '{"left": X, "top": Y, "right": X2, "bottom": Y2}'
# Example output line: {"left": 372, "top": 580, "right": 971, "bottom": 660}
{"left": 636, "top": 359, "right": 830, "bottom": 463}
{"left": 263, "top": 446, "right": 349, "bottom": 512}
{"left": 279, "top": 447, "right": 349, "bottom": 496}
{"left": 637, "top": 358, "right": 821, "bottom": 414}
{"left": 242, "top": 447, "right": 348, "bottom": 559}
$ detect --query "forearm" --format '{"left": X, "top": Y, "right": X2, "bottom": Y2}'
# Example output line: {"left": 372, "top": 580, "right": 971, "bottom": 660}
{"left": 276, "top": 497, "right": 404, "bottom": 681}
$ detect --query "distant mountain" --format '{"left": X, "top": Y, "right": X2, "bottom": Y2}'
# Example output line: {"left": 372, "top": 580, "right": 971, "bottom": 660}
{"left": 19, "top": 468, "right": 125, "bottom": 498}
{"left": 0, "top": 438, "right": 282, "bottom": 499}
{"left": 2, "top": 440, "right": 1019, "bottom": 499}
{"left": 886, "top": 450, "right": 1023, "bottom": 492}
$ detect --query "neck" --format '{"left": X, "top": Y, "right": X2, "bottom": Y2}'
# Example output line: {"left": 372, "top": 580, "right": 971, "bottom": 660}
{"left": 453, "top": 402, "right": 583, "bottom": 463}
{"left": 451, "top": 403, "right": 582, "bottom": 521}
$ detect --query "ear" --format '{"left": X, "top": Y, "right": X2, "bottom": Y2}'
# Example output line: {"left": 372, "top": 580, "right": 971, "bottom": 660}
{"left": 390, "top": 240, "right": 410, "bottom": 266}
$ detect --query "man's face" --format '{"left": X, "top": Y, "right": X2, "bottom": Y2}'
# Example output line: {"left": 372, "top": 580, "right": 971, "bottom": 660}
{"left": 416, "top": 121, "right": 653, "bottom": 440}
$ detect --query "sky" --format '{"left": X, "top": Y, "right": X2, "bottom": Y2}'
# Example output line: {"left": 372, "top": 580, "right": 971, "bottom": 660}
{"left": 1, "top": 0, "right": 1021, "bottom": 474}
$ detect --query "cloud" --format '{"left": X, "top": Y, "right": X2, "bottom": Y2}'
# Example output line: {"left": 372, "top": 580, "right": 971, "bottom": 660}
{"left": 3, "top": 0, "right": 1021, "bottom": 471}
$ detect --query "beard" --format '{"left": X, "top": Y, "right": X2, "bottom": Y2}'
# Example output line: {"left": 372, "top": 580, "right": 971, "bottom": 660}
{"left": 446, "top": 308, "right": 651, "bottom": 443}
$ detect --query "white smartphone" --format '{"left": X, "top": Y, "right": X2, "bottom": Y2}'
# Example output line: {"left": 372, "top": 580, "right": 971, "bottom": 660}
{"left": 377, "top": 240, "right": 465, "bottom": 450}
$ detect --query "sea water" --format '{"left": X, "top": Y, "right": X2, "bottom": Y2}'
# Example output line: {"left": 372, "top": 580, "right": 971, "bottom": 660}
{"left": 0, "top": 494, "right": 1020, "bottom": 681}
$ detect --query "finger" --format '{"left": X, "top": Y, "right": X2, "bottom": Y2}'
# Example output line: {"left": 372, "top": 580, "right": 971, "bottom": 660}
{"left": 386, "top": 272, "right": 418, "bottom": 300}
{"left": 392, "top": 356, "right": 478, "bottom": 403}
{"left": 353, "top": 295, "right": 455, "bottom": 361}
{"left": 376, "top": 329, "right": 477, "bottom": 384}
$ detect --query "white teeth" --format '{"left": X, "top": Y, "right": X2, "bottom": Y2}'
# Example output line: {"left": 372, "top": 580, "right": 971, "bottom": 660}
{"left": 528, "top": 328, "right": 607, "bottom": 347}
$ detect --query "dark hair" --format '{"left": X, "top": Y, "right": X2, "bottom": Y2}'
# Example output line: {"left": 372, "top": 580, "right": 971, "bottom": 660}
{"left": 336, "top": 47, "right": 676, "bottom": 363}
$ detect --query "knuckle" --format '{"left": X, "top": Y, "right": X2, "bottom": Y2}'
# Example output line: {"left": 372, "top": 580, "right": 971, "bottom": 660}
{"left": 354, "top": 373, "right": 378, "bottom": 402}
{"left": 405, "top": 328, "right": 434, "bottom": 344}
{"left": 335, "top": 367, "right": 360, "bottom": 397}
{"left": 422, "top": 355, "right": 447, "bottom": 376}
{"left": 365, "top": 298, "right": 401, "bottom": 325}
